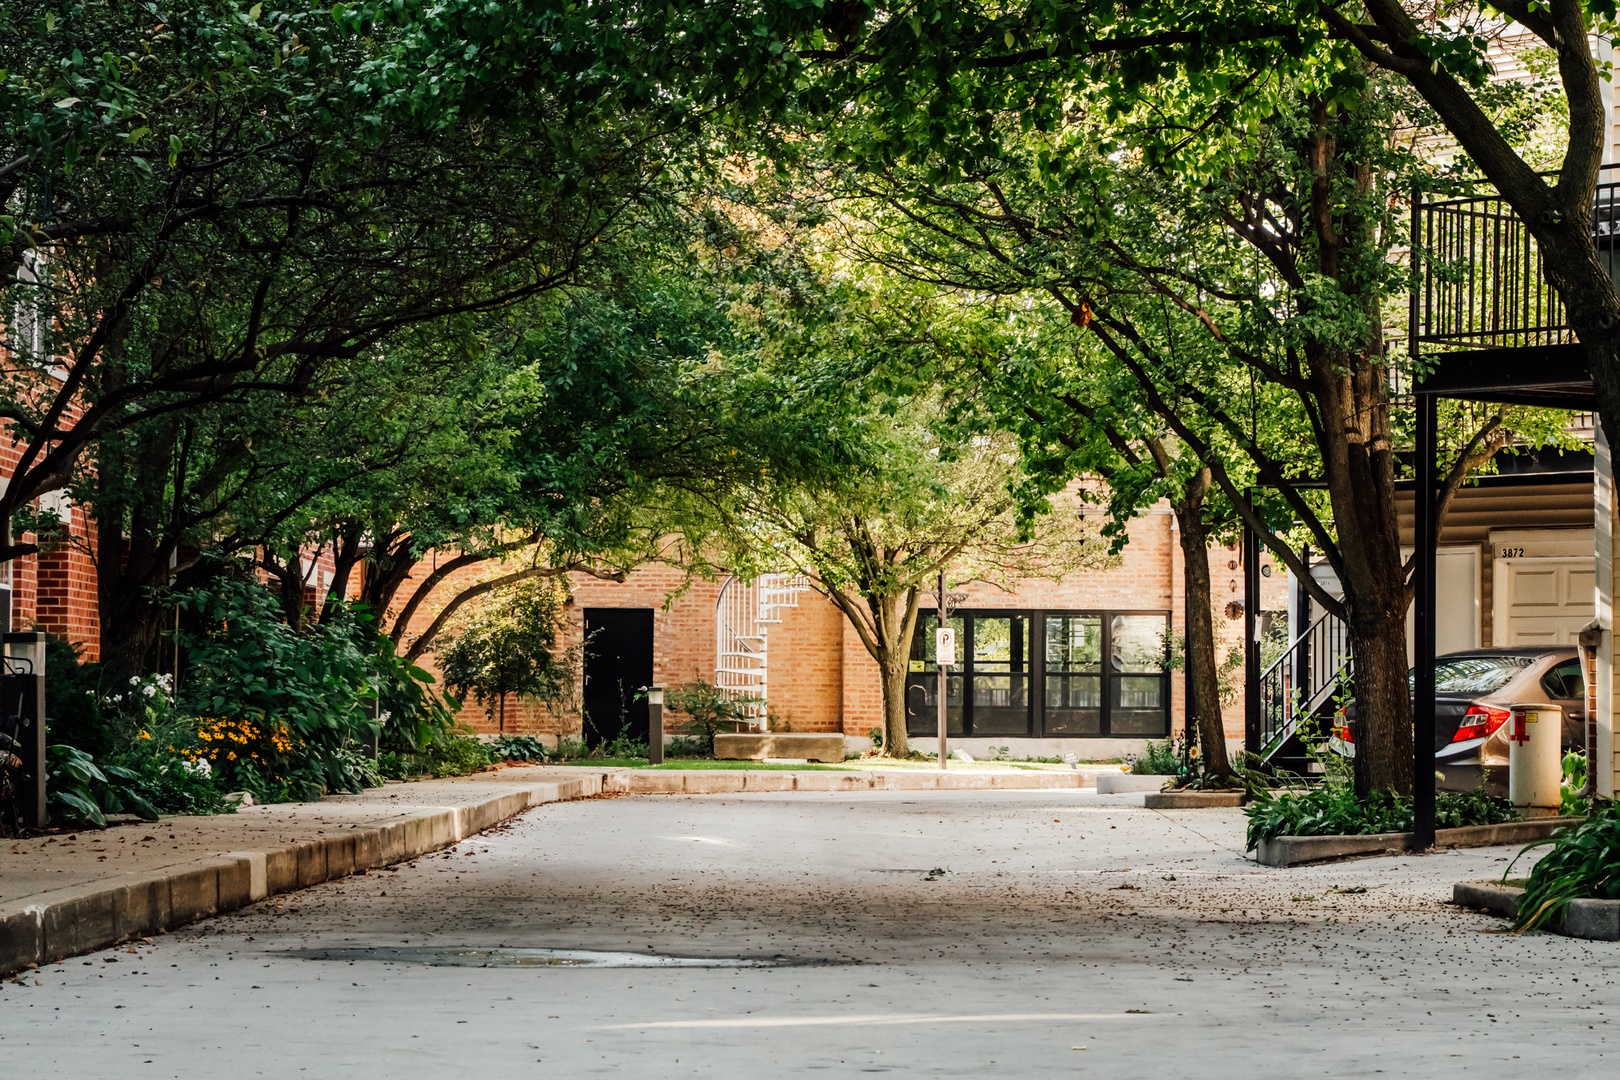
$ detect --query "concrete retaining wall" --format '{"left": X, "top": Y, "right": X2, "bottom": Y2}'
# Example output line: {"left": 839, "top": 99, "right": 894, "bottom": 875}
{"left": 1454, "top": 879, "right": 1620, "bottom": 941}
{"left": 0, "top": 776, "right": 601, "bottom": 978}
{"left": 1255, "top": 816, "right": 1584, "bottom": 867}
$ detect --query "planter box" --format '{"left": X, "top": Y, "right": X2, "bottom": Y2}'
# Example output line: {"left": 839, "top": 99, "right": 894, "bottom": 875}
{"left": 713, "top": 733, "right": 846, "bottom": 763}
{"left": 1097, "top": 773, "right": 1171, "bottom": 794}
{"left": 1255, "top": 815, "right": 1584, "bottom": 868}
{"left": 1144, "top": 790, "right": 1244, "bottom": 809}
{"left": 1454, "top": 880, "right": 1620, "bottom": 941}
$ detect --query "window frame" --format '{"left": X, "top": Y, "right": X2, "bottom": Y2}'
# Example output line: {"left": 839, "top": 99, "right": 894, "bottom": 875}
{"left": 905, "top": 608, "right": 1171, "bottom": 738}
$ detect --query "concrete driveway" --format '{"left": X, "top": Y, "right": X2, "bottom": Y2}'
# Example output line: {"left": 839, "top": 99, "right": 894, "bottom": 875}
{"left": 1, "top": 789, "right": 1610, "bottom": 1077}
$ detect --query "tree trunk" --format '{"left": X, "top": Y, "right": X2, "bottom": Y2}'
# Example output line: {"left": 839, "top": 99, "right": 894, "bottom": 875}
{"left": 1171, "top": 469, "right": 1233, "bottom": 779}
{"left": 880, "top": 648, "right": 910, "bottom": 758}
{"left": 96, "top": 420, "right": 182, "bottom": 687}
{"left": 1346, "top": 600, "right": 1413, "bottom": 795}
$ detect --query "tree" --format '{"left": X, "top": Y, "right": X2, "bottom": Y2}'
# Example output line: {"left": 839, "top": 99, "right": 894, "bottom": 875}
{"left": 833, "top": 86, "right": 1576, "bottom": 791}
{"left": 437, "top": 577, "right": 576, "bottom": 733}
{"left": 0, "top": 0, "right": 685, "bottom": 575}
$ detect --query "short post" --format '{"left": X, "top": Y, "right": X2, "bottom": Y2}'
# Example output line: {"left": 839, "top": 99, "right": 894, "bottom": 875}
{"left": 647, "top": 686, "right": 664, "bottom": 765}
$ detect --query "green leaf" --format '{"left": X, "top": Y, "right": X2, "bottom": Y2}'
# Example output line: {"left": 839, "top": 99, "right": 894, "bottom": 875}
{"left": 122, "top": 790, "right": 161, "bottom": 822}
{"left": 50, "top": 789, "right": 107, "bottom": 827}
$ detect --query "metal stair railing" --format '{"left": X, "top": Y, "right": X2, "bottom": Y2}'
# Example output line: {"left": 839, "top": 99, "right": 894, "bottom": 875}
{"left": 1257, "top": 610, "right": 1353, "bottom": 764}
{"left": 715, "top": 572, "right": 811, "bottom": 731}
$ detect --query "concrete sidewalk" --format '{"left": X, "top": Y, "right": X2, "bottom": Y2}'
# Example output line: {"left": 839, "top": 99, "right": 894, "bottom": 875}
{"left": 1, "top": 767, "right": 602, "bottom": 977}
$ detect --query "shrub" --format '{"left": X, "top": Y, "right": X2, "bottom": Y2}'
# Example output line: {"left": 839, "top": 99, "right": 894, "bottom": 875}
{"left": 1245, "top": 784, "right": 1518, "bottom": 851}
{"left": 493, "top": 734, "right": 552, "bottom": 762}
{"left": 603, "top": 733, "right": 648, "bottom": 759}
{"left": 111, "top": 751, "right": 234, "bottom": 816}
{"left": 1126, "top": 737, "right": 1185, "bottom": 776}
{"left": 45, "top": 744, "right": 159, "bottom": 827}
{"left": 1507, "top": 801, "right": 1620, "bottom": 932}
{"left": 664, "top": 736, "right": 707, "bottom": 758}
{"left": 170, "top": 578, "right": 443, "bottom": 799}
{"left": 379, "top": 730, "right": 494, "bottom": 780}
{"left": 431, "top": 733, "right": 495, "bottom": 776}
{"left": 41, "top": 632, "right": 115, "bottom": 759}
{"left": 1562, "top": 750, "right": 1590, "bottom": 817}
{"left": 665, "top": 679, "right": 760, "bottom": 752}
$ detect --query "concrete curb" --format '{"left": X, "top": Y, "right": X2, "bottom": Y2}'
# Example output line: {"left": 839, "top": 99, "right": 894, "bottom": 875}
{"left": 0, "top": 776, "right": 600, "bottom": 978}
{"left": 1097, "top": 774, "right": 1169, "bottom": 794}
{"left": 601, "top": 769, "right": 1118, "bottom": 794}
{"left": 1255, "top": 816, "right": 1584, "bottom": 867}
{"left": 1144, "top": 791, "right": 1243, "bottom": 809}
{"left": 1453, "top": 879, "right": 1620, "bottom": 941}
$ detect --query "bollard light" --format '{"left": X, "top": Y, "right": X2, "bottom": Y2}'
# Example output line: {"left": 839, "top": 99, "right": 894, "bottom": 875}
{"left": 646, "top": 686, "right": 665, "bottom": 765}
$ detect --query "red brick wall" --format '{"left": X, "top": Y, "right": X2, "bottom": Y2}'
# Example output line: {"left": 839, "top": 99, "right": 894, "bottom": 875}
{"left": 766, "top": 593, "right": 844, "bottom": 732}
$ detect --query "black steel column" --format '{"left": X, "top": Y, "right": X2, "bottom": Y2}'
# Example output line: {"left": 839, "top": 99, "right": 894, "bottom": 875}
{"left": 1413, "top": 394, "right": 1438, "bottom": 848}
{"left": 1244, "top": 494, "right": 1260, "bottom": 759}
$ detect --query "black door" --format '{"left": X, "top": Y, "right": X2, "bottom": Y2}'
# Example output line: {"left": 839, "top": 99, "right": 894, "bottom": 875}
{"left": 582, "top": 608, "right": 654, "bottom": 747}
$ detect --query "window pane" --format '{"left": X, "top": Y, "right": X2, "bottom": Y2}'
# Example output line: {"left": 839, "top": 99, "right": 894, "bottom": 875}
{"left": 1044, "top": 674, "right": 1101, "bottom": 734}
{"left": 905, "top": 672, "right": 964, "bottom": 736}
{"left": 1046, "top": 615, "right": 1102, "bottom": 672}
{"left": 1111, "top": 615, "right": 1167, "bottom": 673}
{"left": 1541, "top": 658, "right": 1585, "bottom": 700}
{"left": 1111, "top": 675, "right": 1167, "bottom": 734}
{"left": 1418, "top": 655, "right": 1531, "bottom": 694}
{"left": 972, "top": 673, "right": 1029, "bottom": 734}
{"left": 972, "top": 616, "right": 1027, "bottom": 671}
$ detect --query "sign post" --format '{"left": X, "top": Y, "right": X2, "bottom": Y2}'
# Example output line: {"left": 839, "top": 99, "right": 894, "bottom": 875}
{"left": 934, "top": 572, "right": 964, "bottom": 771}
{"left": 936, "top": 623, "right": 955, "bottom": 770}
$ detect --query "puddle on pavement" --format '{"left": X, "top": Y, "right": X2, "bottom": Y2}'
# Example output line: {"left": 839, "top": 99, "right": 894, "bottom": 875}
{"left": 283, "top": 946, "right": 782, "bottom": 968}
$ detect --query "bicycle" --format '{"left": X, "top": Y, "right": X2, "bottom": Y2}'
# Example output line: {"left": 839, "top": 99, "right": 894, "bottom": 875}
{"left": 0, "top": 656, "right": 35, "bottom": 838}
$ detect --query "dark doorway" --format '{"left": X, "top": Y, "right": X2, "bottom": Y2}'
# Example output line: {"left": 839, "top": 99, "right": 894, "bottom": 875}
{"left": 582, "top": 608, "right": 654, "bottom": 747}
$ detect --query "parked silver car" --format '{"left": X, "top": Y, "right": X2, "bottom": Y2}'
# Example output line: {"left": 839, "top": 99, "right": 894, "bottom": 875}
{"left": 1427, "top": 648, "right": 1586, "bottom": 795}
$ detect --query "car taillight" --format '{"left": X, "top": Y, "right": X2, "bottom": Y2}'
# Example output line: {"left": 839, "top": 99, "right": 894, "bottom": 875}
{"left": 1451, "top": 705, "right": 1510, "bottom": 743}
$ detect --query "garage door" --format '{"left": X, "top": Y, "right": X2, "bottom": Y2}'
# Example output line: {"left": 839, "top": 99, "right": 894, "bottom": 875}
{"left": 1495, "top": 558, "right": 1595, "bottom": 646}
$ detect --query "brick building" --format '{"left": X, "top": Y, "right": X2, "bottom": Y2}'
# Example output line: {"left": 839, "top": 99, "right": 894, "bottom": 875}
{"left": 395, "top": 503, "right": 1289, "bottom": 759}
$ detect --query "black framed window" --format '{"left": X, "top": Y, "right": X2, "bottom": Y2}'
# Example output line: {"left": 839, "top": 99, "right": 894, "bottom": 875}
{"left": 907, "top": 609, "right": 1168, "bottom": 738}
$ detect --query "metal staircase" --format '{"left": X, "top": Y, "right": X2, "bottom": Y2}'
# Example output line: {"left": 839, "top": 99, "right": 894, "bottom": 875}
{"left": 715, "top": 573, "right": 812, "bottom": 730}
{"left": 1256, "top": 610, "right": 1353, "bottom": 771}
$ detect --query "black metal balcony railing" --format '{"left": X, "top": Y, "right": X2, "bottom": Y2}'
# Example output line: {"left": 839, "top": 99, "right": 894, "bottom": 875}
{"left": 1413, "top": 165, "right": 1620, "bottom": 350}
{"left": 1257, "top": 610, "right": 1352, "bottom": 764}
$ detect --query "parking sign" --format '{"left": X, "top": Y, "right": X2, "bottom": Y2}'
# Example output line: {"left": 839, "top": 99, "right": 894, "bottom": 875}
{"left": 935, "top": 626, "right": 956, "bottom": 666}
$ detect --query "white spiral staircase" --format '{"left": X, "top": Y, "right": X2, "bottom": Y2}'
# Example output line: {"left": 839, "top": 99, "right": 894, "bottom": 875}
{"left": 715, "top": 573, "right": 811, "bottom": 730}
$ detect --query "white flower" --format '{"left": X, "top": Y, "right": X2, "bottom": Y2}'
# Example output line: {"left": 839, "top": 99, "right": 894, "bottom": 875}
{"left": 184, "top": 758, "right": 212, "bottom": 779}
{"left": 142, "top": 685, "right": 157, "bottom": 698}
{"left": 129, "top": 676, "right": 141, "bottom": 686}
{"left": 377, "top": 710, "right": 392, "bottom": 726}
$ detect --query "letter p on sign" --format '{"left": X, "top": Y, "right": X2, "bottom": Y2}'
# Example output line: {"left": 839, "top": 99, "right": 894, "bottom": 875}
{"left": 936, "top": 626, "right": 957, "bottom": 667}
